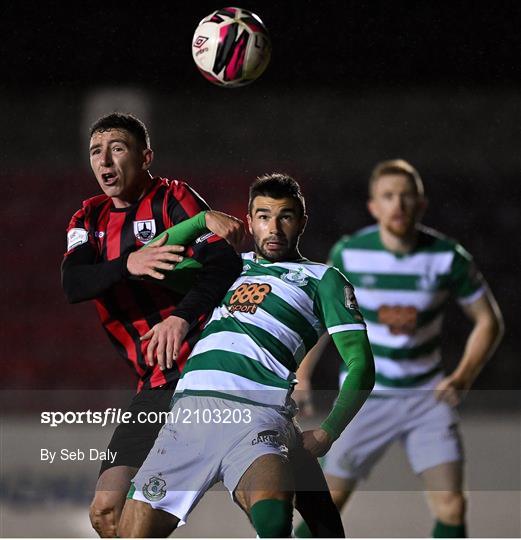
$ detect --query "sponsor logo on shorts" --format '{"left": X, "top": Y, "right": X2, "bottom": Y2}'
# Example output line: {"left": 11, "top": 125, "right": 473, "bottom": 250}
{"left": 143, "top": 475, "right": 167, "bottom": 501}
{"left": 133, "top": 219, "right": 156, "bottom": 244}
{"left": 251, "top": 429, "right": 281, "bottom": 447}
{"left": 281, "top": 269, "right": 309, "bottom": 287}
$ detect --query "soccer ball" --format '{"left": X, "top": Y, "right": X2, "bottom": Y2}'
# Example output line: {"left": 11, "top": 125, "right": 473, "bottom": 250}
{"left": 192, "top": 7, "right": 271, "bottom": 87}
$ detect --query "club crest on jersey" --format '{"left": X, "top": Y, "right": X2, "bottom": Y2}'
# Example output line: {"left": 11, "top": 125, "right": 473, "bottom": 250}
{"left": 133, "top": 219, "right": 156, "bottom": 244}
{"left": 281, "top": 269, "right": 309, "bottom": 287}
{"left": 143, "top": 475, "right": 166, "bottom": 501}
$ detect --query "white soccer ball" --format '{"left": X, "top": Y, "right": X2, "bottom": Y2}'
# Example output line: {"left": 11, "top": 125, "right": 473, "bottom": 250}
{"left": 192, "top": 7, "right": 271, "bottom": 87}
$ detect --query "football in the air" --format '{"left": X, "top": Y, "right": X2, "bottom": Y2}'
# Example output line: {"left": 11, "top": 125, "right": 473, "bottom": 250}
{"left": 192, "top": 7, "right": 271, "bottom": 87}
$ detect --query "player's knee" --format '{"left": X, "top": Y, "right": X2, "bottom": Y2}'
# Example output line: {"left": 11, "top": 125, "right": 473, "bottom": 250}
{"left": 432, "top": 491, "right": 466, "bottom": 524}
{"left": 89, "top": 493, "right": 122, "bottom": 538}
{"left": 250, "top": 499, "right": 293, "bottom": 538}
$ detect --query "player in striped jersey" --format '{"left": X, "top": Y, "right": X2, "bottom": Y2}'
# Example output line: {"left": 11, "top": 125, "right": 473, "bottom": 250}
{"left": 296, "top": 160, "right": 503, "bottom": 538}
{"left": 119, "top": 173, "right": 375, "bottom": 537}
{"left": 61, "top": 113, "right": 243, "bottom": 537}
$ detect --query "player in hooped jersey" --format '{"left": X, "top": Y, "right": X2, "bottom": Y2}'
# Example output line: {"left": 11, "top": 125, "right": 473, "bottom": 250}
{"left": 296, "top": 160, "right": 504, "bottom": 538}
{"left": 119, "top": 174, "right": 376, "bottom": 537}
{"left": 61, "top": 113, "right": 244, "bottom": 537}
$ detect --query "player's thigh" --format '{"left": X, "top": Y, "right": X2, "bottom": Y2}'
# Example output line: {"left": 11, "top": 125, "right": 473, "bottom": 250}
{"left": 323, "top": 396, "right": 401, "bottom": 481}
{"left": 403, "top": 394, "right": 463, "bottom": 476}
{"left": 234, "top": 453, "right": 294, "bottom": 512}
{"left": 119, "top": 498, "right": 179, "bottom": 538}
{"left": 92, "top": 465, "right": 137, "bottom": 510}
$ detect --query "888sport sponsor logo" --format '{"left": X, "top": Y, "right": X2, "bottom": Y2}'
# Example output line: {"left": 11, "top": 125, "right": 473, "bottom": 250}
{"left": 228, "top": 282, "right": 272, "bottom": 314}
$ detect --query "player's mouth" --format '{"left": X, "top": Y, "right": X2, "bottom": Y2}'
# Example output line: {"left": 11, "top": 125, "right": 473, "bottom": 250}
{"left": 101, "top": 172, "right": 118, "bottom": 186}
{"left": 264, "top": 238, "right": 287, "bottom": 250}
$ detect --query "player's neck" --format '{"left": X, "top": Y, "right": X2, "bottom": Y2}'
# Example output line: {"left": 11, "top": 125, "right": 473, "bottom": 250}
{"left": 255, "top": 248, "right": 303, "bottom": 263}
{"left": 378, "top": 225, "right": 419, "bottom": 254}
{"left": 112, "top": 173, "right": 153, "bottom": 208}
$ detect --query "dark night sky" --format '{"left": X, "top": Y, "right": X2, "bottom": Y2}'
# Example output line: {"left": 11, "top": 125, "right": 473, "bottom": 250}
{"left": 2, "top": 1, "right": 519, "bottom": 91}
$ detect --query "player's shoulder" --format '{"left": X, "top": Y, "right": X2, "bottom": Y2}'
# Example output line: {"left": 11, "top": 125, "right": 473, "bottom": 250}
{"left": 416, "top": 225, "right": 471, "bottom": 258}
{"left": 81, "top": 193, "right": 109, "bottom": 209}
{"left": 337, "top": 224, "right": 380, "bottom": 250}
{"left": 73, "top": 193, "right": 110, "bottom": 219}
{"left": 160, "top": 176, "right": 192, "bottom": 193}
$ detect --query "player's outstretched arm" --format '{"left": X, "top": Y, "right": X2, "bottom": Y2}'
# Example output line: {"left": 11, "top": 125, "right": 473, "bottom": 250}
{"left": 302, "top": 330, "right": 375, "bottom": 457}
{"left": 435, "top": 290, "right": 504, "bottom": 405}
{"left": 61, "top": 212, "right": 208, "bottom": 302}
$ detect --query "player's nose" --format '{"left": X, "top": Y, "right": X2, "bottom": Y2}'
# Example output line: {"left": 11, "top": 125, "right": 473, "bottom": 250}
{"left": 100, "top": 147, "right": 113, "bottom": 167}
{"left": 269, "top": 217, "right": 283, "bottom": 233}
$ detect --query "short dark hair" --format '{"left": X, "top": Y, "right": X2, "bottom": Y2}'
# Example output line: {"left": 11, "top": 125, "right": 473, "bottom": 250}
{"left": 248, "top": 173, "right": 306, "bottom": 216}
{"left": 89, "top": 113, "right": 150, "bottom": 149}
{"left": 369, "top": 159, "right": 424, "bottom": 197}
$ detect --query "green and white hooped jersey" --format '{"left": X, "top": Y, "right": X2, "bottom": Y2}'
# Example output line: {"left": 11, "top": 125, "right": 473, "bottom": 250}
{"left": 175, "top": 252, "right": 366, "bottom": 409}
{"left": 329, "top": 225, "right": 486, "bottom": 392}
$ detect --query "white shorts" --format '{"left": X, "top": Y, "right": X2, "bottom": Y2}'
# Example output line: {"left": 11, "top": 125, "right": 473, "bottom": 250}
{"left": 129, "top": 395, "right": 297, "bottom": 525}
{"left": 323, "top": 390, "right": 463, "bottom": 481}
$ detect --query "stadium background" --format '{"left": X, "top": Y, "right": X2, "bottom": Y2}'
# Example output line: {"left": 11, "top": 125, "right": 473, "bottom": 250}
{"left": 1, "top": 1, "right": 519, "bottom": 537}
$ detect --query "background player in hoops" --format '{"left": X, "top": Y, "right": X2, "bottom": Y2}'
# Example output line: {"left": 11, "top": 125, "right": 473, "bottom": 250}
{"left": 295, "top": 159, "right": 504, "bottom": 538}
{"left": 61, "top": 113, "right": 243, "bottom": 537}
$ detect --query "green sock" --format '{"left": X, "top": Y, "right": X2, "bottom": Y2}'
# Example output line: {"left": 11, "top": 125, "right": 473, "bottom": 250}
{"left": 250, "top": 499, "right": 293, "bottom": 538}
{"left": 294, "top": 520, "right": 313, "bottom": 538}
{"left": 433, "top": 520, "right": 467, "bottom": 538}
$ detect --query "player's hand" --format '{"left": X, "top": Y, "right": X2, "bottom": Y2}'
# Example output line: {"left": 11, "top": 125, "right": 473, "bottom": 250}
{"left": 127, "top": 234, "right": 184, "bottom": 280}
{"left": 434, "top": 372, "right": 472, "bottom": 406}
{"left": 205, "top": 210, "right": 245, "bottom": 251}
{"left": 293, "top": 378, "right": 315, "bottom": 418}
{"left": 140, "top": 316, "right": 190, "bottom": 370}
{"left": 301, "top": 428, "right": 333, "bottom": 458}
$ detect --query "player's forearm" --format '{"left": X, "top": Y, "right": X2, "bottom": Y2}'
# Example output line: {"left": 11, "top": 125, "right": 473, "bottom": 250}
{"left": 148, "top": 211, "right": 208, "bottom": 247}
{"left": 61, "top": 248, "right": 130, "bottom": 303}
{"left": 320, "top": 331, "right": 375, "bottom": 440}
{"left": 453, "top": 313, "right": 504, "bottom": 385}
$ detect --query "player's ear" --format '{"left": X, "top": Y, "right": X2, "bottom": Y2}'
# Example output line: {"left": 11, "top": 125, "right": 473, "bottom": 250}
{"left": 299, "top": 213, "right": 308, "bottom": 235}
{"left": 367, "top": 198, "right": 379, "bottom": 220}
{"left": 142, "top": 148, "right": 154, "bottom": 170}
{"left": 246, "top": 213, "right": 253, "bottom": 235}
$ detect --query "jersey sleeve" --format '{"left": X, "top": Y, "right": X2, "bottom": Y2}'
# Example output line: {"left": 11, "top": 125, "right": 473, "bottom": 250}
{"left": 313, "top": 267, "right": 366, "bottom": 335}
{"left": 61, "top": 203, "right": 129, "bottom": 303}
{"left": 64, "top": 205, "right": 97, "bottom": 257}
{"left": 449, "top": 244, "right": 486, "bottom": 305}
{"left": 314, "top": 268, "right": 374, "bottom": 440}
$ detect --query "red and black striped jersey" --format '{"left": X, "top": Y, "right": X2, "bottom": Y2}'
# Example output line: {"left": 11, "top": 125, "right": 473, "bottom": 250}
{"left": 62, "top": 177, "right": 242, "bottom": 391}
